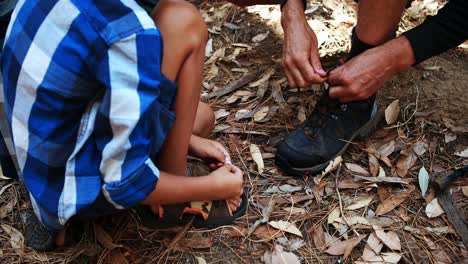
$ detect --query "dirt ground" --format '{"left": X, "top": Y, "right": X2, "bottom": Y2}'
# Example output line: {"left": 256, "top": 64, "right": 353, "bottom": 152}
{"left": 0, "top": 0, "right": 467, "bottom": 263}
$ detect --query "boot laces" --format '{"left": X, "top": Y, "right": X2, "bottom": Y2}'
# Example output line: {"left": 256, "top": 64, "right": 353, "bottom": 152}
{"left": 302, "top": 94, "right": 347, "bottom": 136}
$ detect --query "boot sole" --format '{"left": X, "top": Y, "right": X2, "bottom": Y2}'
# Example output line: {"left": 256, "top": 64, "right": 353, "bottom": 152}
{"left": 276, "top": 109, "right": 384, "bottom": 176}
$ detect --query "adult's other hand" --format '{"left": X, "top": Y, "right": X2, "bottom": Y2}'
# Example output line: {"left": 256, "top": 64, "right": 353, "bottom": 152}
{"left": 328, "top": 36, "right": 415, "bottom": 102}
{"left": 281, "top": 0, "right": 326, "bottom": 88}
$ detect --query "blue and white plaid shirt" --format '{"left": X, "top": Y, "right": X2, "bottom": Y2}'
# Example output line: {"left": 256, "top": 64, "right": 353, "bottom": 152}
{"left": 1, "top": 0, "right": 177, "bottom": 231}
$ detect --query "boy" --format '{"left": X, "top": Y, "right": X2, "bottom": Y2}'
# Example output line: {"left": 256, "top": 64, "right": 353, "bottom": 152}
{"left": 1, "top": 0, "right": 245, "bottom": 250}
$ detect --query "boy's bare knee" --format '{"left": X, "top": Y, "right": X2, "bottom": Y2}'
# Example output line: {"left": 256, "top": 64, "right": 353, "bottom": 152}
{"left": 152, "top": 0, "right": 207, "bottom": 48}
{"left": 194, "top": 102, "right": 216, "bottom": 137}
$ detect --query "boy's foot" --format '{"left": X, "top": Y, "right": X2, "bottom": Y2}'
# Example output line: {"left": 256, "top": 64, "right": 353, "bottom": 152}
{"left": 138, "top": 193, "right": 248, "bottom": 229}
{"left": 276, "top": 92, "right": 382, "bottom": 176}
{"left": 24, "top": 210, "right": 57, "bottom": 251}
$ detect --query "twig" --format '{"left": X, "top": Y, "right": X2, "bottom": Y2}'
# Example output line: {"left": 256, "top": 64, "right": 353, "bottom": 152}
{"left": 334, "top": 165, "right": 360, "bottom": 237}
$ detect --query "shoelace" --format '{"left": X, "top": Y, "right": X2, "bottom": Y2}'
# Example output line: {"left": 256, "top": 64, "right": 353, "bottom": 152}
{"left": 302, "top": 92, "right": 346, "bottom": 136}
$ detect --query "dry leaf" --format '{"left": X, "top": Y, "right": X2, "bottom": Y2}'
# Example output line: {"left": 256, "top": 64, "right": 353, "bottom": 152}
{"left": 376, "top": 140, "right": 395, "bottom": 157}
{"left": 221, "top": 226, "right": 247, "bottom": 237}
{"left": 358, "top": 252, "right": 402, "bottom": 263}
{"left": 454, "top": 147, "right": 468, "bottom": 158}
{"left": 321, "top": 156, "right": 343, "bottom": 178}
{"left": 345, "top": 163, "right": 370, "bottom": 176}
{"left": 368, "top": 154, "right": 379, "bottom": 177}
{"left": 325, "top": 235, "right": 366, "bottom": 259}
{"left": 1, "top": 224, "right": 24, "bottom": 250}
{"left": 297, "top": 106, "right": 306, "bottom": 122}
{"left": 312, "top": 225, "right": 326, "bottom": 251}
{"left": 373, "top": 225, "right": 401, "bottom": 251}
{"left": 444, "top": 133, "right": 457, "bottom": 143}
{"left": 249, "top": 67, "right": 276, "bottom": 87}
{"left": 108, "top": 249, "right": 129, "bottom": 264}
{"left": 396, "top": 147, "right": 417, "bottom": 177}
{"left": 179, "top": 237, "right": 213, "bottom": 249}
{"left": 214, "top": 109, "right": 229, "bottom": 120}
{"left": 254, "top": 106, "right": 269, "bottom": 122}
{"left": 205, "top": 38, "right": 213, "bottom": 57}
{"left": 354, "top": 175, "right": 410, "bottom": 185}
{"left": 253, "top": 225, "right": 282, "bottom": 240}
{"left": 271, "top": 245, "right": 301, "bottom": 264}
{"left": 345, "top": 197, "right": 373, "bottom": 210}
{"left": 283, "top": 207, "right": 305, "bottom": 215}
{"left": 425, "top": 198, "right": 445, "bottom": 218}
{"left": 94, "top": 224, "right": 121, "bottom": 250}
{"left": 206, "top": 63, "right": 219, "bottom": 80}
{"left": 361, "top": 233, "right": 383, "bottom": 261}
{"left": 385, "top": 100, "right": 399, "bottom": 125}
{"left": 334, "top": 216, "right": 370, "bottom": 226}
{"left": 376, "top": 185, "right": 415, "bottom": 215}
{"left": 462, "top": 186, "right": 468, "bottom": 197}
{"left": 0, "top": 183, "right": 12, "bottom": 197}
{"left": 327, "top": 207, "right": 341, "bottom": 224}
{"left": 196, "top": 257, "right": 207, "bottom": 264}
{"left": 268, "top": 220, "right": 303, "bottom": 238}
{"left": 252, "top": 31, "right": 269, "bottom": 43}
{"left": 250, "top": 144, "right": 264, "bottom": 174}
{"left": 418, "top": 166, "right": 430, "bottom": 197}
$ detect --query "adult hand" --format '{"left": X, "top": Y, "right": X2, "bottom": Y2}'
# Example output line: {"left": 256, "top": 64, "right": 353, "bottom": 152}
{"left": 281, "top": 0, "right": 326, "bottom": 88}
{"left": 328, "top": 36, "right": 415, "bottom": 102}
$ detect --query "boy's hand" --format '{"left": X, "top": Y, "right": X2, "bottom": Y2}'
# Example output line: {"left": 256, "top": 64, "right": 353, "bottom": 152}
{"left": 189, "top": 135, "right": 231, "bottom": 169}
{"left": 210, "top": 164, "right": 244, "bottom": 212}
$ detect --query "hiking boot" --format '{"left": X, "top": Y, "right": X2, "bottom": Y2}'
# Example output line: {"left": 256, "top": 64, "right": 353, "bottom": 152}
{"left": 276, "top": 92, "right": 382, "bottom": 176}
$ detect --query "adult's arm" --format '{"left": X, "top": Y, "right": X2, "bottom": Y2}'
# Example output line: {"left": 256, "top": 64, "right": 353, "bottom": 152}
{"left": 403, "top": 0, "right": 468, "bottom": 64}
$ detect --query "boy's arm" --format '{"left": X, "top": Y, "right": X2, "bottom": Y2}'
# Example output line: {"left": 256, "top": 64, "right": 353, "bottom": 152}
{"left": 93, "top": 29, "right": 175, "bottom": 209}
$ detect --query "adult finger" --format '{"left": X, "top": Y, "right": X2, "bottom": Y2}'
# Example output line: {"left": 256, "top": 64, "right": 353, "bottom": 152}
{"left": 327, "top": 67, "right": 344, "bottom": 86}
{"left": 299, "top": 60, "right": 325, "bottom": 85}
{"left": 229, "top": 164, "right": 243, "bottom": 177}
{"left": 290, "top": 66, "right": 307, "bottom": 88}
{"left": 282, "top": 63, "right": 297, "bottom": 88}
{"left": 329, "top": 85, "right": 349, "bottom": 99}
{"left": 310, "top": 50, "right": 327, "bottom": 77}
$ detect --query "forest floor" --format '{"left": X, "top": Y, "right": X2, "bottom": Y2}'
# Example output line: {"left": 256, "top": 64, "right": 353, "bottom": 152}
{"left": 0, "top": 0, "right": 467, "bottom": 263}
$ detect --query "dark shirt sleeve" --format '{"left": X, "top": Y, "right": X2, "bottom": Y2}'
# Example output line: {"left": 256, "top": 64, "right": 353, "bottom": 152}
{"left": 403, "top": 0, "right": 468, "bottom": 64}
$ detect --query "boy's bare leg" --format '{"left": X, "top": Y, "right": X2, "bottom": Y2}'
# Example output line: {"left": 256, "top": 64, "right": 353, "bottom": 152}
{"left": 151, "top": 0, "right": 207, "bottom": 176}
{"left": 193, "top": 102, "right": 215, "bottom": 138}
{"left": 356, "top": 0, "right": 408, "bottom": 45}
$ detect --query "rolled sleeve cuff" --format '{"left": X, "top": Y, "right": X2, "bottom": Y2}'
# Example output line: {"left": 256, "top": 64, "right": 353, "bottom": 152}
{"left": 102, "top": 158, "right": 159, "bottom": 209}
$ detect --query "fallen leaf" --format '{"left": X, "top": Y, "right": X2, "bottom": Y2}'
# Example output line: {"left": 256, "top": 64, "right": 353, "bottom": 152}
{"left": 413, "top": 141, "right": 429, "bottom": 156}
{"left": 283, "top": 207, "right": 305, "bottom": 215}
{"left": 253, "top": 225, "right": 282, "bottom": 240}
{"left": 378, "top": 166, "right": 386, "bottom": 177}
{"left": 1, "top": 224, "right": 24, "bottom": 250}
{"left": 94, "top": 224, "right": 121, "bottom": 250}
{"left": 376, "top": 185, "right": 415, "bottom": 216}
{"left": 368, "top": 154, "right": 379, "bottom": 177}
{"left": 454, "top": 147, "right": 468, "bottom": 158}
{"left": 276, "top": 237, "right": 306, "bottom": 251}
{"left": 265, "top": 184, "right": 302, "bottom": 194}
{"left": 396, "top": 147, "right": 417, "bottom": 177}
{"left": 357, "top": 252, "right": 402, "bottom": 263}
{"left": 297, "top": 106, "right": 306, "bottom": 122}
{"left": 325, "top": 235, "right": 366, "bottom": 259}
{"left": 205, "top": 38, "right": 213, "bottom": 57}
{"left": 462, "top": 186, "right": 468, "bottom": 197}
{"left": 252, "top": 31, "right": 269, "bottom": 43}
{"left": 425, "top": 198, "right": 445, "bottom": 218}
{"left": 223, "top": 22, "right": 241, "bottom": 30}
{"left": 206, "top": 63, "right": 219, "bottom": 80}
{"left": 385, "top": 100, "right": 399, "bottom": 125}
{"left": 108, "top": 249, "right": 129, "bottom": 264}
{"left": 312, "top": 225, "right": 326, "bottom": 250}
{"left": 327, "top": 207, "right": 340, "bottom": 224}
{"left": 345, "top": 163, "right": 370, "bottom": 176}
{"left": 377, "top": 140, "right": 395, "bottom": 157}
{"left": 345, "top": 197, "right": 373, "bottom": 210}
{"left": 221, "top": 226, "right": 247, "bottom": 237}
{"left": 334, "top": 216, "right": 370, "bottom": 226}
{"left": 268, "top": 220, "right": 303, "bottom": 238}
{"left": 179, "top": 237, "right": 213, "bottom": 249}
{"left": 249, "top": 67, "right": 276, "bottom": 87}
{"left": 250, "top": 144, "right": 264, "bottom": 174}
{"left": 0, "top": 183, "right": 13, "bottom": 197}
{"left": 361, "top": 233, "right": 383, "bottom": 261}
{"left": 254, "top": 106, "right": 269, "bottom": 122}
{"left": 196, "top": 257, "right": 207, "bottom": 264}
{"left": 321, "top": 156, "right": 343, "bottom": 178}
{"left": 205, "top": 47, "right": 225, "bottom": 64}
{"left": 271, "top": 245, "right": 301, "bottom": 264}
{"left": 419, "top": 166, "right": 430, "bottom": 197}
{"left": 373, "top": 225, "right": 401, "bottom": 251}
{"left": 354, "top": 175, "right": 410, "bottom": 185}
{"left": 444, "top": 133, "right": 457, "bottom": 143}
{"left": 214, "top": 109, "right": 229, "bottom": 120}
